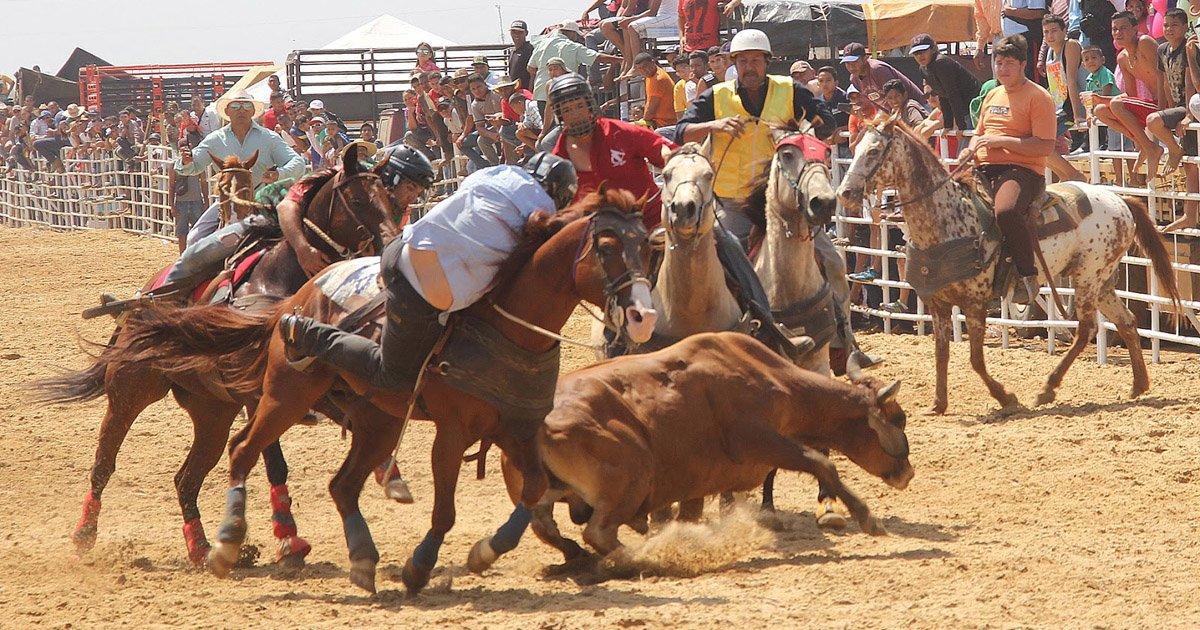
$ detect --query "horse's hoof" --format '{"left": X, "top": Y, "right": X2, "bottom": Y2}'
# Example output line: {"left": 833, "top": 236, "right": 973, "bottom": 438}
{"left": 349, "top": 557, "right": 378, "bottom": 593}
{"left": 401, "top": 558, "right": 432, "bottom": 594}
{"left": 859, "top": 515, "right": 888, "bottom": 536}
{"left": 467, "top": 538, "right": 497, "bottom": 574}
{"left": 207, "top": 541, "right": 240, "bottom": 578}
{"left": 188, "top": 542, "right": 212, "bottom": 568}
{"left": 1130, "top": 382, "right": 1150, "bottom": 399}
{"left": 927, "top": 401, "right": 947, "bottom": 416}
{"left": 72, "top": 526, "right": 98, "bottom": 554}
{"left": 385, "top": 478, "right": 414, "bottom": 504}
{"left": 275, "top": 536, "right": 311, "bottom": 567}
{"left": 816, "top": 510, "right": 848, "bottom": 530}
{"left": 999, "top": 394, "right": 1022, "bottom": 410}
{"left": 1035, "top": 389, "right": 1056, "bottom": 406}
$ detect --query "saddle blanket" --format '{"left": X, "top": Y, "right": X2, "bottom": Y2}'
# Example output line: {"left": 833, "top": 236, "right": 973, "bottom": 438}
{"left": 315, "top": 257, "right": 383, "bottom": 312}
{"left": 1035, "top": 182, "right": 1094, "bottom": 240}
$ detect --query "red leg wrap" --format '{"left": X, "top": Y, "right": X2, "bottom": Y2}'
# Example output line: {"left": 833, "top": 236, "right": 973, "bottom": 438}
{"left": 270, "top": 484, "right": 298, "bottom": 540}
{"left": 182, "top": 518, "right": 210, "bottom": 566}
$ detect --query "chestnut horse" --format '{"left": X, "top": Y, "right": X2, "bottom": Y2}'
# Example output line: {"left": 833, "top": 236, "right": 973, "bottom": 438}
{"left": 100, "top": 187, "right": 657, "bottom": 593}
{"left": 34, "top": 149, "right": 399, "bottom": 567}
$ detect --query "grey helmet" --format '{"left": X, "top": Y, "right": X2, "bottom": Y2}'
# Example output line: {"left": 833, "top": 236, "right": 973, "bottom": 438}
{"left": 377, "top": 142, "right": 435, "bottom": 188}
{"left": 548, "top": 73, "right": 597, "bottom": 137}
{"left": 525, "top": 151, "right": 578, "bottom": 210}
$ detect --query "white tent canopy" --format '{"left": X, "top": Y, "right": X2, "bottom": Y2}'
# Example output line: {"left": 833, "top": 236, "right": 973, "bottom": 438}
{"left": 322, "top": 14, "right": 457, "bottom": 50}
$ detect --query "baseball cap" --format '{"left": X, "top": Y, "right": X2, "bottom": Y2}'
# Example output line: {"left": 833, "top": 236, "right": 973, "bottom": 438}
{"left": 310, "top": 99, "right": 325, "bottom": 109}
{"left": 510, "top": 19, "right": 528, "bottom": 32}
{"left": 841, "top": 43, "right": 867, "bottom": 63}
{"left": 559, "top": 20, "right": 581, "bottom": 34}
{"left": 790, "top": 60, "right": 813, "bottom": 75}
{"left": 909, "top": 34, "right": 936, "bottom": 55}
{"left": 310, "top": 115, "right": 327, "bottom": 125}
{"left": 846, "top": 84, "right": 860, "bottom": 95}
{"left": 38, "top": 109, "right": 52, "bottom": 118}
{"left": 472, "top": 54, "right": 489, "bottom": 65}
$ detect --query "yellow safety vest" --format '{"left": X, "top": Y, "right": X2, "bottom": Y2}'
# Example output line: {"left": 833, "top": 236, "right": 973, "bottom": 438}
{"left": 712, "top": 75, "right": 794, "bottom": 199}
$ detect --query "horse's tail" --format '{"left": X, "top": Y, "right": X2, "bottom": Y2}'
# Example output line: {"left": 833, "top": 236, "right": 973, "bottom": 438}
{"left": 32, "top": 354, "right": 110, "bottom": 404}
{"left": 101, "top": 303, "right": 285, "bottom": 395}
{"left": 1124, "top": 195, "right": 1183, "bottom": 313}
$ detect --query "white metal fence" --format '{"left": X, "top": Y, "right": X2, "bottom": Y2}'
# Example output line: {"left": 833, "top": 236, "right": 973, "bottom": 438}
{"left": 829, "top": 124, "right": 1200, "bottom": 363}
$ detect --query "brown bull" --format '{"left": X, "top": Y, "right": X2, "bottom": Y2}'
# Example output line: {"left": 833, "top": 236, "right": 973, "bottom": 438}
{"left": 469, "top": 331, "right": 914, "bottom": 570}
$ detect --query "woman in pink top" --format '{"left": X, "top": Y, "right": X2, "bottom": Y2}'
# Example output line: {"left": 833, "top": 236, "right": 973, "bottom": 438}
{"left": 416, "top": 42, "right": 440, "bottom": 72}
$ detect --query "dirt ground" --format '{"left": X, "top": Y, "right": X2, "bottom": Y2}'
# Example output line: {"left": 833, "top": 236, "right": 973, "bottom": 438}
{"left": 2, "top": 226, "right": 1199, "bottom": 629}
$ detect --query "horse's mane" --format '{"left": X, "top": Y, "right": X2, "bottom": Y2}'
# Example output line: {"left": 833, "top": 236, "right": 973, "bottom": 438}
{"left": 298, "top": 168, "right": 340, "bottom": 212}
{"left": 489, "top": 187, "right": 639, "bottom": 300}
{"left": 742, "top": 119, "right": 811, "bottom": 232}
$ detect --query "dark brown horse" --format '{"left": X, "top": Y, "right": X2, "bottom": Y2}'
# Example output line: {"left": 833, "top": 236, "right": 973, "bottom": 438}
{"left": 34, "top": 149, "right": 399, "bottom": 567}
{"left": 101, "top": 187, "right": 656, "bottom": 593}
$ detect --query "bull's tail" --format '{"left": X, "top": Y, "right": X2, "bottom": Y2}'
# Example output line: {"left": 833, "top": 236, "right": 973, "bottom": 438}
{"left": 1125, "top": 196, "right": 1183, "bottom": 313}
{"left": 101, "top": 303, "right": 285, "bottom": 395}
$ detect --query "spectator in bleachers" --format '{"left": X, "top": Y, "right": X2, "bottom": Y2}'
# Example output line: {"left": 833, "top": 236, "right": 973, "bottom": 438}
{"left": 447, "top": 68, "right": 473, "bottom": 132}
{"left": 403, "top": 88, "right": 437, "bottom": 161}
{"left": 32, "top": 110, "right": 71, "bottom": 171}
{"left": 1078, "top": 0, "right": 1117, "bottom": 70}
{"left": 581, "top": 0, "right": 622, "bottom": 20}
{"left": 1041, "top": 15, "right": 1090, "bottom": 173}
{"left": 1002, "top": 0, "right": 1048, "bottom": 80}
{"left": 910, "top": 33, "right": 981, "bottom": 134}
{"left": 268, "top": 74, "right": 284, "bottom": 96}
{"left": 1093, "top": 11, "right": 1162, "bottom": 178}
{"left": 882, "top": 79, "right": 928, "bottom": 127}
{"left": 679, "top": 0, "right": 735, "bottom": 54}
{"left": 472, "top": 55, "right": 498, "bottom": 87}
{"left": 510, "top": 91, "right": 543, "bottom": 152}
{"left": 914, "top": 87, "right": 947, "bottom": 140}
{"left": 707, "top": 45, "right": 732, "bottom": 83}
{"left": 167, "top": 132, "right": 208, "bottom": 253}
{"left": 633, "top": 52, "right": 678, "bottom": 129}
{"left": 360, "top": 122, "right": 381, "bottom": 149}
{"left": 188, "top": 94, "right": 221, "bottom": 137}
{"left": 495, "top": 76, "right": 533, "bottom": 162}
{"left": 672, "top": 56, "right": 694, "bottom": 116}
{"left": 789, "top": 60, "right": 820, "bottom": 94}
{"left": 29, "top": 109, "right": 52, "bottom": 143}
{"left": 308, "top": 99, "right": 346, "bottom": 133}
{"left": 609, "top": 0, "right": 678, "bottom": 80}
{"left": 416, "top": 42, "right": 440, "bottom": 72}
{"left": 437, "top": 100, "right": 464, "bottom": 138}
{"left": 1146, "top": 8, "right": 1199, "bottom": 177}
{"left": 507, "top": 20, "right": 535, "bottom": 91}
{"left": 842, "top": 42, "right": 927, "bottom": 107}
{"left": 261, "top": 92, "right": 287, "bottom": 133}
{"left": 461, "top": 73, "right": 503, "bottom": 170}
{"left": 689, "top": 50, "right": 713, "bottom": 98}
{"left": 528, "top": 22, "right": 621, "bottom": 112}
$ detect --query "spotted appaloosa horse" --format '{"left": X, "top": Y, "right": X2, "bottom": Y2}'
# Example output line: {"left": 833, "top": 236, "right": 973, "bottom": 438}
{"left": 836, "top": 116, "right": 1181, "bottom": 413}
{"left": 34, "top": 149, "right": 400, "bottom": 568}
{"left": 97, "top": 188, "right": 657, "bottom": 594}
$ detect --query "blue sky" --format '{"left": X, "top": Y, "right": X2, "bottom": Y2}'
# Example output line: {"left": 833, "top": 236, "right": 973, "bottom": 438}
{"left": 1, "top": 1, "right": 580, "bottom": 74}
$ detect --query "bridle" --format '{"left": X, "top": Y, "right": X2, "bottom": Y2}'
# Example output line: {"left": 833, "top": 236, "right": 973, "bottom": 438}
{"left": 855, "top": 124, "right": 974, "bottom": 212}
{"left": 215, "top": 166, "right": 254, "bottom": 226}
{"left": 661, "top": 151, "right": 717, "bottom": 251}
{"left": 492, "top": 205, "right": 650, "bottom": 350}
{"left": 304, "top": 171, "right": 389, "bottom": 261}
{"left": 772, "top": 132, "right": 833, "bottom": 241}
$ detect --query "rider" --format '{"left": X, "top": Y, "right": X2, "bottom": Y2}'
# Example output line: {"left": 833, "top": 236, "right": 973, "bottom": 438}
{"left": 276, "top": 152, "right": 579, "bottom": 391}
{"left": 966, "top": 35, "right": 1056, "bottom": 304}
{"left": 546, "top": 71, "right": 811, "bottom": 358}
{"left": 159, "top": 89, "right": 308, "bottom": 290}
{"left": 674, "top": 29, "right": 875, "bottom": 368}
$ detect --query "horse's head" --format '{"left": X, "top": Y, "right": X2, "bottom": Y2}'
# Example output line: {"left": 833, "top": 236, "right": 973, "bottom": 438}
{"left": 661, "top": 139, "right": 717, "bottom": 242}
{"left": 573, "top": 185, "right": 658, "bottom": 344}
{"left": 211, "top": 150, "right": 258, "bottom": 223}
{"left": 836, "top": 113, "right": 913, "bottom": 209}
{"left": 313, "top": 148, "right": 402, "bottom": 259}
{"left": 765, "top": 121, "right": 837, "bottom": 233}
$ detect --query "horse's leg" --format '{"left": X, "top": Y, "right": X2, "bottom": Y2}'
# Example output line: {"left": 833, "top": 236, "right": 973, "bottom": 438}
{"left": 74, "top": 364, "right": 170, "bottom": 554}
{"left": 209, "top": 359, "right": 334, "bottom": 578}
{"left": 468, "top": 451, "right": 540, "bottom": 573}
{"left": 171, "top": 388, "right": 240, "bottom": 567}
{"left": 930, "top": 304, "right": 953, "bottom": 415}
{"left": 400, "top": 423, "right": 475, "bottom": 594}
{"left": 964, "top": 308, "right": 1020, "bottom": 409}
{"left": 1097, "top": 290, "right": 1151, "bottom": 398}
{"left": 261, "top": 436, "right": 312, "bottom": 568}
{"left": 329, "top": 404, "right": 401, "bottom": 594}
{"left": 1037, "top": 291, "right": 1098, "bottom": 406}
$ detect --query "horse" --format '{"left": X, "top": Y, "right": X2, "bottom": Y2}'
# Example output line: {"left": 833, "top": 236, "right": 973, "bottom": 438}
{"left": 835, "top": 115, "right": 1181, "bottom": 413}
{"left": 97, "top": 187, "right": 658, "bottom": 594}
{"left": 34, "top": 148, "right": 400, "bottom": 568}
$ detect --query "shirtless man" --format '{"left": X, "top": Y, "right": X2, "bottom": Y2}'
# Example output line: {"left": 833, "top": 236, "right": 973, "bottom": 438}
{"left": 1092, "top": 11, "right": 1164, "bottom": 177}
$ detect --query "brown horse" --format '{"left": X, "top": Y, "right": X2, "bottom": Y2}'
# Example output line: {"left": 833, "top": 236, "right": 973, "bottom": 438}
{"left": 34, "top": 148, "right": 399, "bottom": 567}
{"left": 98, "top": 187, "right": 656, "bottom": 594}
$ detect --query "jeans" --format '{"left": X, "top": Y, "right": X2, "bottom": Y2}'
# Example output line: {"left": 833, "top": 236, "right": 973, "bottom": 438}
{"left": 173, "top": 199, "right": 208, "bottom": 244}
{"left": 460, "top": 131, "right": 499, "bottom": 171}
{"left": 163, "top": 201, "right": 247, "bottom": 288}
{"left": 32, "top": 137, "right": 69, "bottom": 163}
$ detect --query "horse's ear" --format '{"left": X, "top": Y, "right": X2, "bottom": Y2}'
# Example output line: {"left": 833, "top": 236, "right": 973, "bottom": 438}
{"left": 207, "top": 151, "right": 223, "bottom": 167}
{"left": 699, "top": 134, "right": 713, "bottom": 160}
{"left": 342, "top": 144, "right": 360, "bottom": 176}
{"left": 635, "top": 189, "right": 651, "bottom": 214}
{"left": 244, "top": 150, "right": 259, "bottom": 169}
{"left": 597, "top": 180, "right": 608, "bottom": 198}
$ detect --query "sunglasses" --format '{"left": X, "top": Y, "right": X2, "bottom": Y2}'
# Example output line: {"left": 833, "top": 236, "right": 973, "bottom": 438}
{"left": 226, "top": 102, "right": 255, "bottom": 111}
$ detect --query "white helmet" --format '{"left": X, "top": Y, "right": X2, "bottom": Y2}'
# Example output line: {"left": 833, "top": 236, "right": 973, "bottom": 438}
{"left": 729, "top": 29, "right": 772, "bottom": 58}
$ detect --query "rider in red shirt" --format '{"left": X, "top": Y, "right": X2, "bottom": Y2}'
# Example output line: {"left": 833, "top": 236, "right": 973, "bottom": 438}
{"left": 549, "top": 74, "right": 675, "bottom": 229}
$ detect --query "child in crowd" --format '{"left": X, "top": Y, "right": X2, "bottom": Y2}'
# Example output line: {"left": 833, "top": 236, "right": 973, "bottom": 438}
{"left": 1080, "top": 45, "right": 1118, "bottom": 152}
{"left": 509, "top": 92, "right": 543, "bottom": 152}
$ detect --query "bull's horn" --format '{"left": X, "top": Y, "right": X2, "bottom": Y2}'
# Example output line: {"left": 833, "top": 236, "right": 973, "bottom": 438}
{"left": 846, "top": 350, "right": 864, "bottom": 383}
{"left": 877, "top": 379, "right": 901, "bottom": 403}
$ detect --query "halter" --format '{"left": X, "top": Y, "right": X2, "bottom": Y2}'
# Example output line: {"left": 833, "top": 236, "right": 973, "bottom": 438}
{"left": 305, "top": 171, "right": 388, "bottom": 261}
{"left": 215, "top": 166, "right": 255, "bottom": 226}
{"left": 661, "top": 151, "right": 717, "bottom": 250}
{"left": 856, "top": 125, "right": 974, "bottom": 212}
{"left": 771, "top": 132, "right": 832, "bottom": 240}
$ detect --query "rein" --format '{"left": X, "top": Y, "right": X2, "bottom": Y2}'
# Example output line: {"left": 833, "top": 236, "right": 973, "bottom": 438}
{"left": 215, "top": 166, "right": 254, "bottom": 226}
{"left": 307, "top": 171, "right": 388, "bottom": 262}
{"left": 863, "top": 128, "right": 977, "bottom": 213}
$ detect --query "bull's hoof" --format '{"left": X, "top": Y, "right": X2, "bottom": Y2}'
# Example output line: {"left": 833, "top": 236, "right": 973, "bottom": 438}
{"left": 275, "top": 536, "right": 311, "bottom": 568}
{"left": 999, "top": 393, "right": 1021, "bottom": 410}
{"left": 816, "top": 509, "right": 847, "bottom": 530}
{"left": 1035, "top": 389, "right": 1056, "bottom": 406}
{"left": 401, "top": 558, "right": 432, "bottom": 594}
{"left": 349, "top": 557, "right": 378, "bottom": 593}
{"left": 467, "top": 538, "right": 497, "bottom": 574}
{"left": 207, "top": 541, "right": 240, "bottom": 578}
{"left": 72, "top": 525, "right": 98, "bottom": 554}
{"left": 859, "top": 515, "right": 888, "bottom": 536}
{"left": 384, "top": 478, "right": 414, "bottom": 504}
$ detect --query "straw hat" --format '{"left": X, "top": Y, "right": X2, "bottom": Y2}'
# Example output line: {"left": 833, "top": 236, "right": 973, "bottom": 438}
{"left": 215, "top": 87, "right": 266, "bottom": 121}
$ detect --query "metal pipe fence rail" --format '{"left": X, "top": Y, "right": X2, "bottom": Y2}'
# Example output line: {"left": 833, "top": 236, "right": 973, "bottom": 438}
{"left": 829, "top": 124, "right": 1200, "bottom": 364}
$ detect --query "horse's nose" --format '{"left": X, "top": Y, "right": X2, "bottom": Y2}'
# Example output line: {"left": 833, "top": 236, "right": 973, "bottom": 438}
{"left": 809, "top": 194, "right": 837, "bottom": 225}
{"left": 837, "top": 185, "right": 864, "bottom": 209}
{"left": 673, "top": 199, "right": 697, "bottom": 221}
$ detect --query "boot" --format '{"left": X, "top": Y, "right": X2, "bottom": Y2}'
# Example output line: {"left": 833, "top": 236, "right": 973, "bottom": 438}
{"left": 1009, "top": 274, "right": 1041, "bottom": 306}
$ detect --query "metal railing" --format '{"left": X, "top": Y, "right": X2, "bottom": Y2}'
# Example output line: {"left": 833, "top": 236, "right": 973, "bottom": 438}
{"left": 828, "top": 123, "right": 1200, "bottom": 363}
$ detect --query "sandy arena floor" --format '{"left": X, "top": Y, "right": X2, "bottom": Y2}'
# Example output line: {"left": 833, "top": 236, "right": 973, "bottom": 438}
{"left": 1, "top": 226, "right": 1198, "bottom": 628}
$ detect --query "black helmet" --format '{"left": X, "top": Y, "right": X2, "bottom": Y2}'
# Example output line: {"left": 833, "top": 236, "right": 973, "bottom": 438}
{"left": 548, "top": 73, "right": 598, "bottom": 137}
{"left": 525, "top": 151, "right": 578, "bottom": 210}
{"left": 378, "top": 143, "right": 435, "bottom": 189}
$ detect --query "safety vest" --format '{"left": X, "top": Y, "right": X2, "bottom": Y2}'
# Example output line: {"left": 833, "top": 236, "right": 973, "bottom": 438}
{"left": 712, "top": 75, "right": 794, "bottom": 199}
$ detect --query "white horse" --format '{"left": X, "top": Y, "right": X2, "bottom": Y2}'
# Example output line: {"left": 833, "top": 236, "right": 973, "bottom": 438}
{"left": 836, "top": 116, "right": 1181, "bottom": 413}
